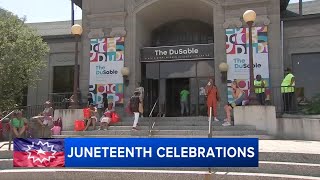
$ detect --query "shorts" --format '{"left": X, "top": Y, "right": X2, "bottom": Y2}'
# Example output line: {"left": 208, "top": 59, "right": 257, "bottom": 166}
{"left": 100, "top": 117, "right": 111, "bottom": 124}
{"left": 90, "top": 116, "right": 97, "bottom": 121}
{"left": 228, "top": 94, "right": 246, "bottom": 108}
{"left": 42, "top": 116, "right": 52, "bottom": 126}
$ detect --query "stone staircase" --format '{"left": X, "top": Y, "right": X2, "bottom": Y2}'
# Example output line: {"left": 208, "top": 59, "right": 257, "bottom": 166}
{"left": 52, "top": 116, "right": 274, "bottom": 139}
{"left": 2, "top": 117, "right": 320, "bottom": 179}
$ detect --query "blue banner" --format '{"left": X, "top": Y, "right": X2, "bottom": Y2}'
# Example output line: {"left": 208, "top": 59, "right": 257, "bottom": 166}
{"left": 65, "top": 138, "right": 258, "bottom": 167}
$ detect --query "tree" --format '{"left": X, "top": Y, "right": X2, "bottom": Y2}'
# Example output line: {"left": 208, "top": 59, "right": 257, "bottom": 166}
{"left": 0, "top": 8, "right": 49, "bottom": 111}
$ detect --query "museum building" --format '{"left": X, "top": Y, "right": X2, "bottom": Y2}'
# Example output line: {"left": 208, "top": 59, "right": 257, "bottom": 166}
{"left": 26, "top": 0, "right": 320, "bottom": 117}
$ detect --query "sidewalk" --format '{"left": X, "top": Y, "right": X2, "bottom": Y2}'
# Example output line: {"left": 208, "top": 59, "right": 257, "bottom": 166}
{"left": 259, "top": 140, "right": 320, "bottom": 154}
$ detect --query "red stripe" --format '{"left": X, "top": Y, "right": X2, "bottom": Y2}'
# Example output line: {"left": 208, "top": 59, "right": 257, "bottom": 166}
{"left": 13, "top": 152, "right": 65, "bottom": 167}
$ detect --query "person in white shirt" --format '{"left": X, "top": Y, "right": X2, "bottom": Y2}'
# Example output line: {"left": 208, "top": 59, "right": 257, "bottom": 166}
{"left": 136, "top": 82, "right": 144, "bottom": 117}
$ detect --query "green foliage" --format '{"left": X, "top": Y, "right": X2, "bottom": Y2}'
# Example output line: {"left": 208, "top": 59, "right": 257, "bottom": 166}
{"left": 0, "top": 8, "right": 49, "bottom": 111}
{"left": 302, "top": 94, "right": 320, "bottom": 115}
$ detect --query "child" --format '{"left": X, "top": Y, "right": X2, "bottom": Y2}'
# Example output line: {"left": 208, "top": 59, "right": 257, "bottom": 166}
{"left": 84, "top": 104, "right": 97, "bottom": 131}
{"left": 99, "top": 103, "right": 114, "bottom": 130}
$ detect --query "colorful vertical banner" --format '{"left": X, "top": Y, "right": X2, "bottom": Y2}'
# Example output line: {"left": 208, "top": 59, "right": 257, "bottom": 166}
{"left": 89, "top": 37, "right": 125, "bottom": 107}
{"left": 225, "top": 26, "right": 270, "bottom": 103}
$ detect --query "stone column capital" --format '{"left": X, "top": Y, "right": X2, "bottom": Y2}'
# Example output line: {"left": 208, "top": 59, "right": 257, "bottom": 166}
{"left": 223, "top": 18, "right": 243, "bottom": 29}
{"left": 110, "top": 27, "right": 127, "bottom": 37}
{"left": 88, "top": 28, "right": 105, "bottom": 39}
{"left": 255, "top": 15, "right": 271, "bottom": 26}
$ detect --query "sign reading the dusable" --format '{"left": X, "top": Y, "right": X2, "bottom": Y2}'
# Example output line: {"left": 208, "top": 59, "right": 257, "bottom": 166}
{"left": 141, "top": 44, "right": 214, "bottom": 62}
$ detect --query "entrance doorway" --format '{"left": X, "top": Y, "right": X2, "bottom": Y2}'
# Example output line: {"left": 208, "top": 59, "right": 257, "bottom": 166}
{"left": 166, "top": 78, "right": 189, "bottom": 117}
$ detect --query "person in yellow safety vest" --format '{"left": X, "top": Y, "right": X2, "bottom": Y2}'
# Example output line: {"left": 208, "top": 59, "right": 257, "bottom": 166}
{"left": 281, "top": 68, "right": 295, "bottom": 112}
{"left": 254, "top": 74, "right": 266, "bottom": 105}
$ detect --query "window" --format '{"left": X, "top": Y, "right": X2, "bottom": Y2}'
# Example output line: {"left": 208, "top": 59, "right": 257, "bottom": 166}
{"left": 286, "top": 0, "right": 320, "bottom": 17}
{"left": 53, "top": 66, "right": 76, "bottom": 93}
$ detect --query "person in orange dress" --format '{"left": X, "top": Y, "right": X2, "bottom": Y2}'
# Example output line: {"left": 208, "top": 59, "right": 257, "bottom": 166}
{"left": 205, "top": 78, "right": 220, "bottom": 121}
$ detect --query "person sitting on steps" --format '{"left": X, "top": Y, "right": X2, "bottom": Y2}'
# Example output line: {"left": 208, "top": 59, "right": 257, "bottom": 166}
{"left": 36, "top": 101, "right": 53, "bottom": 137}
{"left": 99, "top": 103, "right": 114, "bottom": 131}
{"left": 223, "top": 80, "right": 246, "bottom": 126}
{"left": 84, "top": 103, "right": 97, "bottom": 131}
{"left": 11, "top": 111, "right": 28, "bottom": 138}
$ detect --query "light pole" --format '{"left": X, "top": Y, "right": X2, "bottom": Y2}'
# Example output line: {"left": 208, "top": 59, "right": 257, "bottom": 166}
{"left": 71, "top": 24, "right": 83, "bottom": 109}
{"left": 243, "top": 10, "right": 259, "bottom": 105}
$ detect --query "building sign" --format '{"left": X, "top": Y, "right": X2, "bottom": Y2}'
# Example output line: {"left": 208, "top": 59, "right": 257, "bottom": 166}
{"left": 89, "top": 37, "right": 125, "bottom": 107}
{"left": 225, "top": 26, "right": 270, "bottom": 103}
{"left": 141, "top": 44, "right": 214, "bottom": 62}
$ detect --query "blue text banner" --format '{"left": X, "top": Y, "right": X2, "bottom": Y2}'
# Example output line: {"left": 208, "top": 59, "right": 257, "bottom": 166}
{"left": 65, "top": 138, "right": 258, "bottom": 167}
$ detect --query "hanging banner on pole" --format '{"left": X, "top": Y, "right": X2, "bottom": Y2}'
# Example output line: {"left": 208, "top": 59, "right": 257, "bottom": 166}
{"left": 225, "top": 26, "right": 270, "bottom": 103}
{"left": 89, "top": 37, "right": 125, "bottom": 107}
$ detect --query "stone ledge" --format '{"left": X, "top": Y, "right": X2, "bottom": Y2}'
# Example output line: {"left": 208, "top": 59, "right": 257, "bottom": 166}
{"left": 234, "top": 106, "right": 277, "bottom": 136}
{"left": 234, "top": 106, "right": 320, "bottom": 141}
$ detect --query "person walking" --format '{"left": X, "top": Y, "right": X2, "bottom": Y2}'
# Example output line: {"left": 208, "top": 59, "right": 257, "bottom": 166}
{"left": 281, "top": 68, "right": 295, "bottom": 113}
{"left": 180, "top": 87, "right": 190, "bottom": 116}
{"left": 254, "top": 75, "right": 266, "bottom": 105}
{"left": 205, "top": 78, "right": 220, "bottom": 121}
{"left": 136, "top": 82, "right": 144, "bottom": 117}
{"left": 130, "top": 91, "right": 141, "bottom": 131}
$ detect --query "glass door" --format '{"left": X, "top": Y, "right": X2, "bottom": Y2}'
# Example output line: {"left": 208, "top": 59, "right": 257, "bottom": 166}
{"left": 197, "top": 78, "right": 209, "bottom": 116}
{"left": 144, "top": 79, "right": 159, "bottom": 117}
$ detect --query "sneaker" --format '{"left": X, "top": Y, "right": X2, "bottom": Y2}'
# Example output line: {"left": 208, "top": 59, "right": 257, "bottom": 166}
{"left": 223, "top": 118, "right": 228, "bottom": 122}
{"left": 222, "top": 121, "right": 231, "bottom": 126}
{"left": 132, "top": 127, "right": 138, "bottom": 131}
{"left": 103, "top": 128, "right": 108, "bottom": 131}
{"left": 214, "top": 117, "right": 220, "bottom": 122}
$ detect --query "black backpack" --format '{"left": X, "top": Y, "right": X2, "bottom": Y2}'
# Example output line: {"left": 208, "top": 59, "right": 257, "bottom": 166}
{"left": 130, "top": 96, "right": 139, "bottom": 110}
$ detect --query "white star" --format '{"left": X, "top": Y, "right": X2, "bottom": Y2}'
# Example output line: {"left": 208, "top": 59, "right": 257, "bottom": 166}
{"left": 25, "top": 141, "right": 57, "bottom": 163}
{"left": 37, "top": 148, "right": 46, "bottom": 155}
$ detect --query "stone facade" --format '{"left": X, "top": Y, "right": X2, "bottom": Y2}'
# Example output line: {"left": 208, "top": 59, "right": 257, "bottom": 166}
{"left": 27, "top": 0, "right": 320, "bottom": 117}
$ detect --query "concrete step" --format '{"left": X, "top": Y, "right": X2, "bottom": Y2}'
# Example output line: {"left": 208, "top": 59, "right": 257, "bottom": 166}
{"left": 212, "top": 172, "right": 320, "bottom": 180}
{"left": 0, "top": 150, "right": 12, "bottom": 159}
{"left": 152, "top": 130, "right": 267, "bottom": 136}
{"left": 214, "top": 161, "right": 320, "bottom": 177}
{"left": 59, "top": 129, "right": 267, "bottom": 137}
{"left": 1, "top": 167, "right": 320, "bottom": 180}
{"left": 152, "top": 135, "right": 275, "bottom": 140}
{"left": 259, "top": 152, "right": 320, "bottom": 164}
{"left": 85, "top": 125, "right": 256, "bottom": 131}
{"left": 51, "top": 134, "right": 274, "bottom": 140}
{"left": 141, "top": 116, "right": 209, "bottom": 121}
{"left": 61, "top": 130, "right": 149, "bottom": 136}
{"left": 113, "top": 121, "right": 223, "bottom": 126}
